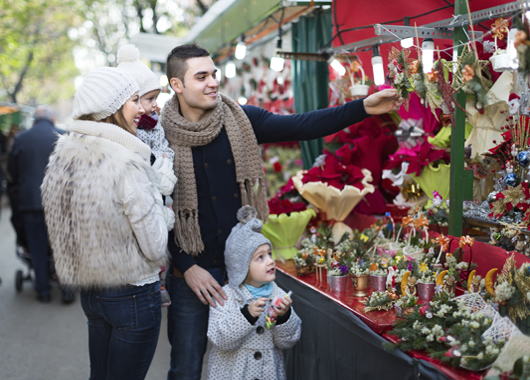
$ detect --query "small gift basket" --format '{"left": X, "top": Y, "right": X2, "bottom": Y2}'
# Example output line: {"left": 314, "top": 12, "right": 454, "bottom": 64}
{"left": 348, "top": 60, "right": 369, "bottom": 97}
{"left": 489, "top": 18, "right": 514, "bottom": 73}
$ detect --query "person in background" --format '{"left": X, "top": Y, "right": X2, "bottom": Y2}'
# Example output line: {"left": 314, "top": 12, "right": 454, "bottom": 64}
{"left": 7, "top": 106, "right": 69, "bottom": 303}
{"left": 160, "top": 43, "right": 402, "bottom": 380}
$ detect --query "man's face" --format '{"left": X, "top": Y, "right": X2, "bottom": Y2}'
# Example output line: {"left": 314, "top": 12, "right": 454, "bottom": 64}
{"left": 173, "top": 56, "right": 219, "bottom": 113}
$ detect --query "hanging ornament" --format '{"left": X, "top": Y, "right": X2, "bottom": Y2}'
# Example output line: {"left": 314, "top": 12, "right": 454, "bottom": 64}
{"left": 419, "top": 304, "right": 433, "bottom": 319}
{"left": 517, "top": 150, "right": 530, "bottom": 167}
{"left": 504, "top": 173, "right": 519, "bottom": 187}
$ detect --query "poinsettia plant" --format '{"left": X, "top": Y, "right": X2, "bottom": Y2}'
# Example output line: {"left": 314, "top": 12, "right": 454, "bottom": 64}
{"left": 301, "top": 145, "right": 367, "bottom": 190}
{"left": 388, "top": 140, "right": 450, "bottom": 176}
{"left": 267, "top": 197, "right": 307, "bottom": 215}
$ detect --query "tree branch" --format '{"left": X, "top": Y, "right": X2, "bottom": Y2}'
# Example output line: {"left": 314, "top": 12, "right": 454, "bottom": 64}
{"left": 196, "top": 0, "right": 208, "bottom": 14}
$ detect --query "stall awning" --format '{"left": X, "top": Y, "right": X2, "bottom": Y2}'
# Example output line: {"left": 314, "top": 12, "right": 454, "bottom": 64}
{"left": 185, "top": 0, "right": 331, "bottom": 56}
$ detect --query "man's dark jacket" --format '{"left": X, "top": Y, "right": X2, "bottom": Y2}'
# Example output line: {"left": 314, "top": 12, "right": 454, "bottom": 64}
{"left": 8, "top": 118, "right": 64, "bottom": 212}
{"left": 169, "top": 99, "right": 370, "bottom": 274}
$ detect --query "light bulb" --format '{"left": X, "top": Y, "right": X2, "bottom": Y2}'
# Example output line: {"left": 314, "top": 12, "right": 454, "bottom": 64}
{"left": 422, "top": 38, "right": 435, "bottom": 74}
{"left": 371, "top": 46, "right": 385, "bottom": 86}
{"left": 270, "top": 56, "right": 284, "bottom": 72}
{"left": 235, "top": 41, "right": 246, "bottom": 60}
{"left": 400, "top": 38, "right": 414, "bottom": 48}
{"left": 225, "top": 61, "right": 236, "bottom": 78}
{"left": 330, "top": 59, "right": 346, "bottom": 76}
{"left": 238, "top": 96, "right": 247, "bottom": 105}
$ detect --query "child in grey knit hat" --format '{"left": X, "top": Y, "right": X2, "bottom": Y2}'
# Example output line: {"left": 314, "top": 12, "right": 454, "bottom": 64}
{"left": 206, "top": 206, "right": 301, "bottom": 380}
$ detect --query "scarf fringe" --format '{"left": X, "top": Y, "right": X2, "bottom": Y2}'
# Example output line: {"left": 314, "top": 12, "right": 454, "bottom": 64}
{"left": 238, "top": 179, "right": 269, "bottom": 223}
{"left": 174, "top": 210, "right": 204, "bottom": 256}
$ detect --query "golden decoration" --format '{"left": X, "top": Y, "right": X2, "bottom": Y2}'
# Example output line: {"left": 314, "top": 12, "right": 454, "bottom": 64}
{"left": 401, "top": 271, "right": 411, "bottom": 295}
{"left": 459, "top": 235, "right": 475, "bottom": 248}
{"left": 467, "top": 270, "right": 477, "bottom": 292}
{"left": 485, "top": 268, "right": 498, "bottom": 295}
{"left": 491, "top": 18, "right": 509, "bottom": 39}
{"left": 436, "top": 270, "right": 448, "bottom": 286}
{"left": 435, "top": 234, "right": 450, "bottom": 251}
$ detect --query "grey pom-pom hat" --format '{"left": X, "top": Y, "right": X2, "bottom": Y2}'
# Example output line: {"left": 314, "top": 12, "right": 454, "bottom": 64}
{"left": 225, "top": 206, "right": 272, "bottom": 288}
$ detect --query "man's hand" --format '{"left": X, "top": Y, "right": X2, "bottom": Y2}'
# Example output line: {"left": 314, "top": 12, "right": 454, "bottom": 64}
{"left": 274, "top": 296, "right": 292, "bottom": 317}
{"left": 248, "top": 297, "right": 269, "bottom": 318}
{"left": 183, "top": 264, "right": 228, "bottom": 307}
{"left": 363, "top": 88, "right": 403, "bottom": 115}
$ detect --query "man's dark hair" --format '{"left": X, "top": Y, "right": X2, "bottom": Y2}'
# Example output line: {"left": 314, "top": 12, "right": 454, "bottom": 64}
{"left": 167, "top": 43, "right": 210, "bottom": 85}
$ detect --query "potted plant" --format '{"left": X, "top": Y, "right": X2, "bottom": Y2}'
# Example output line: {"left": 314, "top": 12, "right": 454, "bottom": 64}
{"left": 417, "top": 261, "right": 436, "bottom": 301}
{"left": 350, "top": 259, "right": 371, "bottom": 297}
{"left": 327, "top": 251, "right": 350, "bottom": 292}
{"left": 293, "top": 239, "right": 315, "bottom": 277}
{"left": 369, "top": 262, "right": 388, "bottom": 292}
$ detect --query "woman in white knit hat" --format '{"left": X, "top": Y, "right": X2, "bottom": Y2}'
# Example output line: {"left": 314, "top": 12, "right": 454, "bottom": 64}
{"left": 41, "top": 66, "right": 175, "bottom": 380}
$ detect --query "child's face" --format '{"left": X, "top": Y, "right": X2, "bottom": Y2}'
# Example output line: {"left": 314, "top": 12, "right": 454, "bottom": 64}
{"left": 140, "top": 89, "right": 161, "bottom": 115}
{"left": 245, "top": 244, "right": 275, "bottom": 288}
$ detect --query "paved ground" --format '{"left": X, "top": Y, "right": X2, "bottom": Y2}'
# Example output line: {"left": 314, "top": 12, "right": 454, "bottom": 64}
{"left": 0, "top": 199, "right": 208, "bottom": 379}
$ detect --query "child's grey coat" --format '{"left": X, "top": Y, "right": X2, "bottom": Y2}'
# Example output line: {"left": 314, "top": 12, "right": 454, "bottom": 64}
{"left": 206, "top": 282, "right": 301, "bottom": 380}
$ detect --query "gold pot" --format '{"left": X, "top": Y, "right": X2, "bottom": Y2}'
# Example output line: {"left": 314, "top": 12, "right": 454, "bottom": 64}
{"left": 350, "top": 274, "right": 370, "bottom": 297}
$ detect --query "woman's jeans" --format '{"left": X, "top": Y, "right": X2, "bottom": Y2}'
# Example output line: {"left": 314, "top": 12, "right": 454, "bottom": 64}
{"left": 80, "top": 281, "right": 162, "bottom": 380}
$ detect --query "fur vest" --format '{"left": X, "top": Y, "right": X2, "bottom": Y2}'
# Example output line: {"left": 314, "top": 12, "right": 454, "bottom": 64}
{"left": 42, "top": 120, "right": 168, "bottom": 288}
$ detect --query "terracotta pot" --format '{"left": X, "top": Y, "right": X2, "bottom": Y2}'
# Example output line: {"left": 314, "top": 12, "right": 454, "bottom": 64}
{"left": 350, "top": 274, "right": 369, "bottom": 297}
{"left": 417, "top": 282, "right": 435, "bottom": 301}
{"left": 327, "top": 275, "right": 348, "bottom": 292}
{"left": 370, "top": 275, "right": 386, "bottom": 292}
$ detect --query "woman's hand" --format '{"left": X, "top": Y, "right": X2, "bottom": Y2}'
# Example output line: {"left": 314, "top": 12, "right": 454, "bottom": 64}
{"left": 248, "top": 296, "right": 269, "bottom": 318}
{"left": 363, "top": 88, "right": 403, "bottom": 115}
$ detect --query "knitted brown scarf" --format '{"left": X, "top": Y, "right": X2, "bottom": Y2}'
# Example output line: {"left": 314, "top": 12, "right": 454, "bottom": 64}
{"left": 161, "top": 93, "right": 269, "bottom": 256}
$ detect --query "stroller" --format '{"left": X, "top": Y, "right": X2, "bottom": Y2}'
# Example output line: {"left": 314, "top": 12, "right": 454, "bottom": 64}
{"left": 8, "top": 182, "right": 71, "bottom": 301}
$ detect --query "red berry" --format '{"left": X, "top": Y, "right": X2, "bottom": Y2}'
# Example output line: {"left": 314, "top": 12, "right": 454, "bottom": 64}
{"left": 493, "top": 140, "right": 497, "bottom": 143}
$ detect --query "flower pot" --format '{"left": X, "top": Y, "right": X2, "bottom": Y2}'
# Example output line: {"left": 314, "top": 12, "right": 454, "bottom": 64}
{"left": 294, "top": 262, "right": 315, "bottom": 277}
{"left": 328, "top": 275, "right": 348, "bottom": 292}
{"left": 417, "top": 282, "right": 435, "bottom": 301}
{"left": 370, "top": 275, "right": 387, "bottom": 292}
{"left": 262, "top": 209, "right": 317, "bottom": 261}
{"left": 350, "top": 274, "right": 370, "bottom": 297}
{"left": 410, "top": 163, "right": 450, "bottom": 208}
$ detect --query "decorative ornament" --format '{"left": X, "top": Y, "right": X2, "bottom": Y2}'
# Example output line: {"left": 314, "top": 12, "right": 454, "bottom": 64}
{"left": 504, "top": 173, "right": 519, "bottom": 187}
{"left": 485, "top": 268, "right": 498, "bottom": 295}
{"left": 517, "top": 150, "right": 530, "bottom": 168}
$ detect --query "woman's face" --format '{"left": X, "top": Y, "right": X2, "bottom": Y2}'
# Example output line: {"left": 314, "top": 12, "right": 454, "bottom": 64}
{"left": 123, "top": 92, "right": 144, "bottom": 134}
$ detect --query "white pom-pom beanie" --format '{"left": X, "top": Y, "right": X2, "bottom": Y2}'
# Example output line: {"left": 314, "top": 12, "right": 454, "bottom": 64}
{"left": 117, "top": 44, "right": 162, "bottom": 97}
{"left": 72, "top": 67, "right": 139, "bottom": 121}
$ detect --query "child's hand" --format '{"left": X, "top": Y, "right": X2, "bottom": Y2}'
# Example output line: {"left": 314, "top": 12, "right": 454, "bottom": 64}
{"left": 248, "top": 297, "right": 269, "bottom": 318}
{"left": 273, "top": 296, "right": 292, "bottom": 317}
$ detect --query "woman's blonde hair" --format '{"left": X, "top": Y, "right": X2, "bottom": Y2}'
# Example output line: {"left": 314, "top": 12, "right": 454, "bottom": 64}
{"left": 78, "top": 106, "right": 135, "bottom": 135}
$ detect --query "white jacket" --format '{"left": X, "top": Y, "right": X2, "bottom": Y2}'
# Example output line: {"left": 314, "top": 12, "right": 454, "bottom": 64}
{"left": 42, "top": 120, "right": 169, "bottom": 288}
{"left": 207, "top": 282, "right": 301, "bottom": 380}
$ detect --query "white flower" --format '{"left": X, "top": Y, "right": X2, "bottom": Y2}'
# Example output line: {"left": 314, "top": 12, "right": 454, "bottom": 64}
{"left": 527, "top": 291, "right": 530, "bottom": 303}
{"left": 484, "top": 337, "right": 492, "bottom": 345}
{"left": 470, "top": 321, "right": 480, "bottom": 329}
{"left": 469, "top": 340, "right": 475, "bottom": 347}
{"left": 421, "top": 327, "right": 430, "bottom": 335}
{"left": 426, "top": 334, "right": 434, "bottom": 342}
{"left": 460, "top": 358, "right": 467, "bottom": 366}
{"left": 432, "top": 325, "right": 444, "bottom": 338}
{"left": 477, "top": 353, "right": 484, "bottom": 360}
{"left": 496, "top": 282, "right": 516, "bottom": 303}
{"left": 456, "top": 262, "right": 468, "bottom": 270}
{"left": 413, "top": 320, "right": 422, "bottom": 330}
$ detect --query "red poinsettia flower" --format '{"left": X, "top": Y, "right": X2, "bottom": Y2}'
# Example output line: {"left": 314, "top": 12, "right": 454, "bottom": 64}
{"left": 267, "top": 197, "right": 307, "bottom": 215}
{"left": 404, "top": 141, "right": 449, "bottom": 176}
{"left": 301, "top": 146, "right": 366, "bottom": 190}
